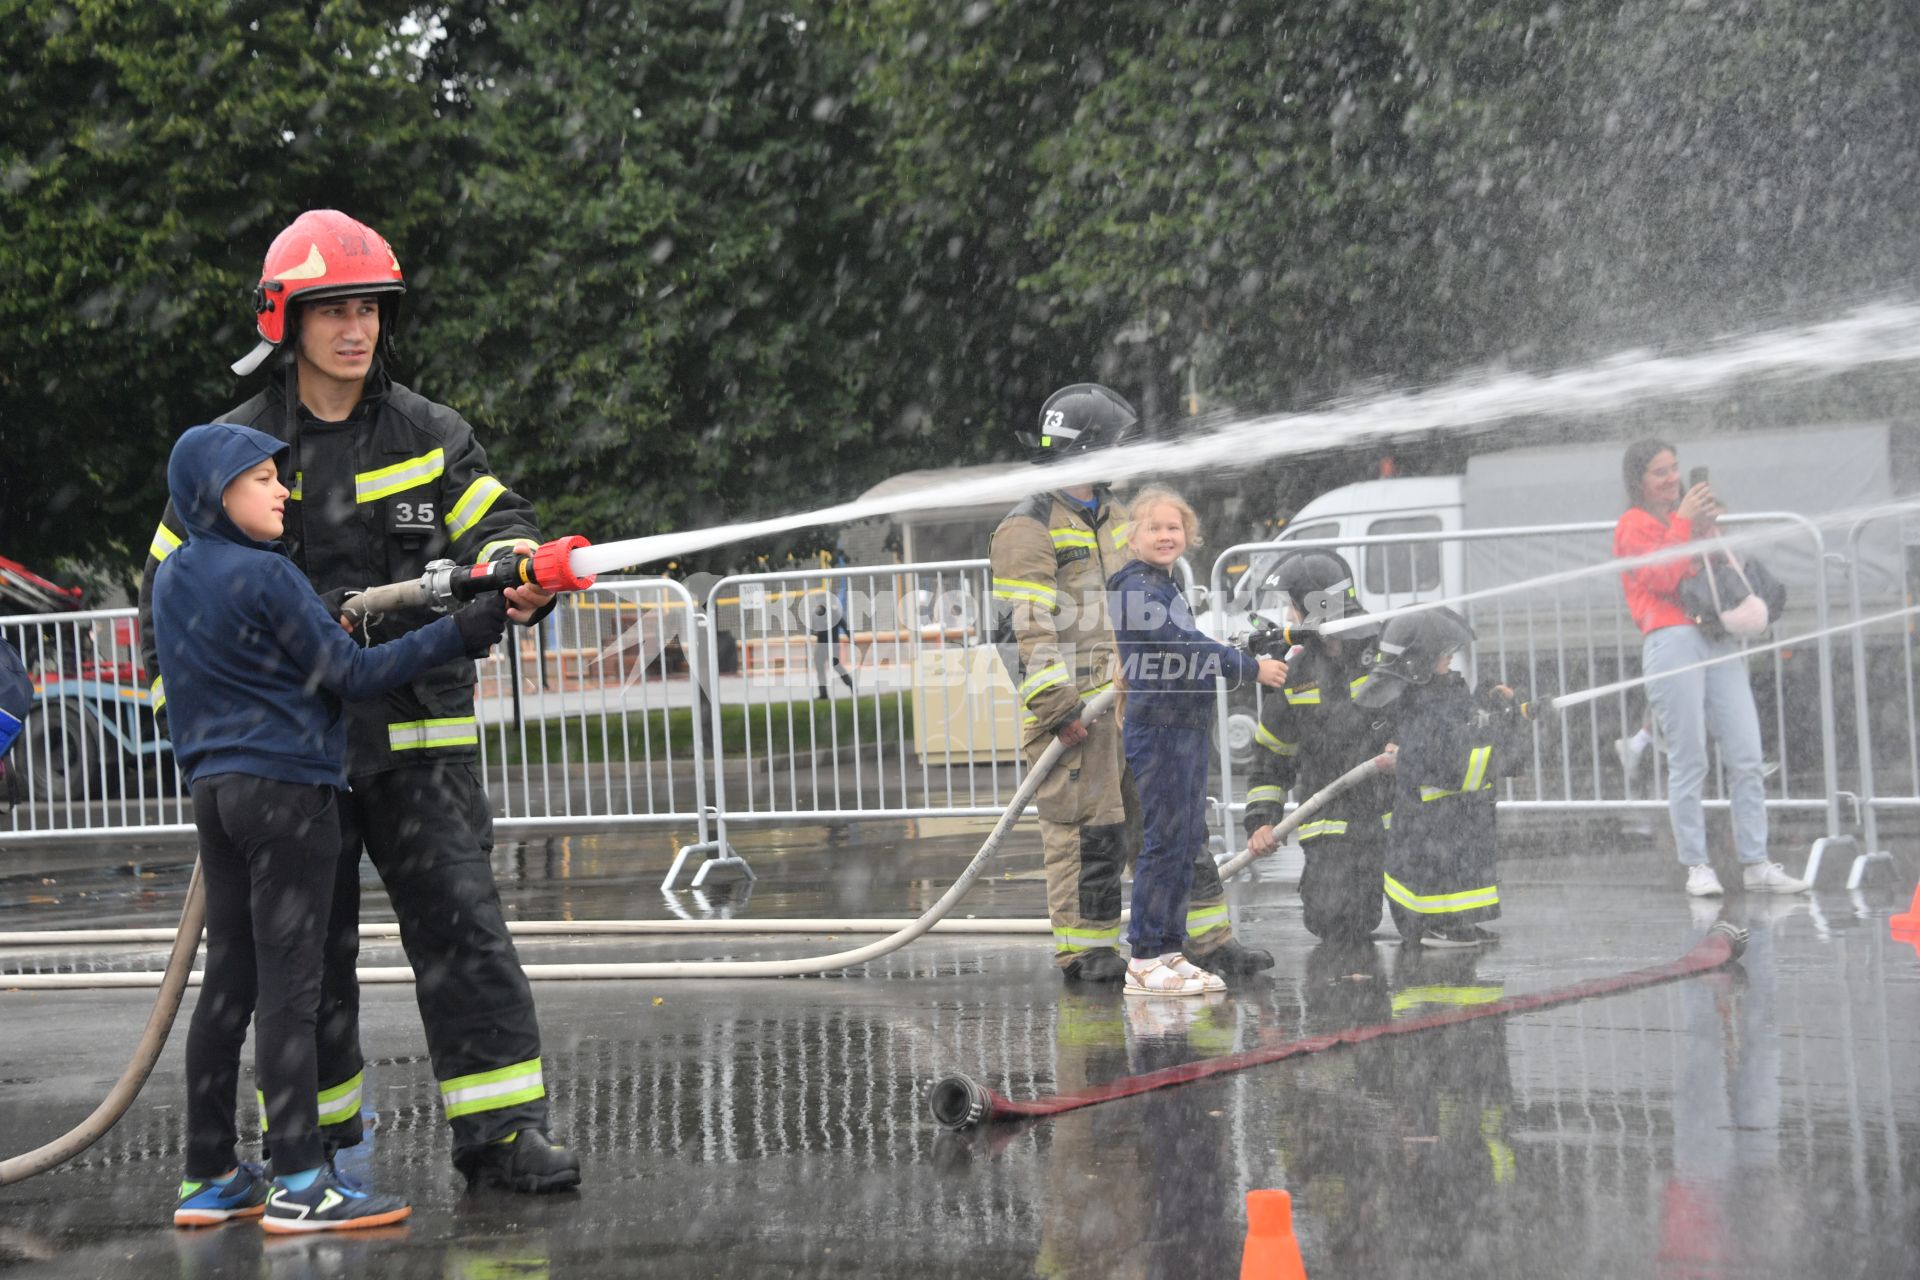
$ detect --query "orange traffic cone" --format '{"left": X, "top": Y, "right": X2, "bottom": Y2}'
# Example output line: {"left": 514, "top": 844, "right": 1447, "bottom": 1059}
{"left": 1892, "top": 881, "right": 1920, "bottom": 956}
{"left": 1241, "top": 1189, "right": 1307, "bottom": 1280}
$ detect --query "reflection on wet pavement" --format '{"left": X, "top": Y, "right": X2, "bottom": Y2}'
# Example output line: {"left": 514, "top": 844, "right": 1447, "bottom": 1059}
{"left": 0, "top": 827, "right": 1914, "bottom": 1277}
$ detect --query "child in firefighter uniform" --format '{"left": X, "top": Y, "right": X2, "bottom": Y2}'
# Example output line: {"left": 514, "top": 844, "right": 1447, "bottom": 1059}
{"left": 1357, "top": 608, "right": 1531, "bottom": 946}
{"left": 1107, "top": 487, "right": 1286, "bottom": 993}
{"left": 1240, "top": 550, "right": 1392, "bottom": 942}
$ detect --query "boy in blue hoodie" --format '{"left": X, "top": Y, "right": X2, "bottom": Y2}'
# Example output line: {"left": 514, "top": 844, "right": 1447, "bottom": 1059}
{"left": 153, "top": 423, "right": 505, "bottom": 1232}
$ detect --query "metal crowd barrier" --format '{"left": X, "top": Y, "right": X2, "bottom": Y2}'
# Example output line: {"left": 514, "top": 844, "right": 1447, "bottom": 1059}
{"left": 698, "top": 561, "right": 1028, "bottom": 862}
{"left": 0, "top": 577, "right": 718, "bottom": 847}
{"left": 1208, "top": 515, "right": 1853, "bottom": 871}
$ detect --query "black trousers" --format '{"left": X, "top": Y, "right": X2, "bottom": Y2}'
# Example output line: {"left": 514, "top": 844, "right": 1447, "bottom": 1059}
{"left": 186, "top": 774, "right": 339, "bottom": 1178}
{"left": 315, "top": 761, "right": 546, "bottom": 1156}
{"left": 1299, "top": 829, "right": 1387, "bottom": 942}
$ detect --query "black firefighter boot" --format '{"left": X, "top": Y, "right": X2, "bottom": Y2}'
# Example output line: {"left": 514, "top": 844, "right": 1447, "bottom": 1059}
{"left": 456, "top": 1129, "right": 582, "bottom": 1194}
{"left": 1061, "top": 948, "right": 1128, "bottom": 984}
{"left": 1186, "top": 937, "right": 1275, "bottom": 975}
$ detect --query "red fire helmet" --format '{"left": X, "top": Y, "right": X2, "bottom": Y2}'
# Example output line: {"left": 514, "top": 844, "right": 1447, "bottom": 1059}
{"left": 231, "top": 210, "right": 406, "bottom": 376}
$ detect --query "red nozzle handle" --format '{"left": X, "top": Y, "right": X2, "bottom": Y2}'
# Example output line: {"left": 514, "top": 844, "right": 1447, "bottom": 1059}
{"left": 530, "top": 535, "right": 595, "bottom": 592}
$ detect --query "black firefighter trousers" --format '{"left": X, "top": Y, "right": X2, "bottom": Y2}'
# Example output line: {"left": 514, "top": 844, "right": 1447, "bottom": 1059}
{"left": 314, "top": 762, "right": 548, "bottom": 1159}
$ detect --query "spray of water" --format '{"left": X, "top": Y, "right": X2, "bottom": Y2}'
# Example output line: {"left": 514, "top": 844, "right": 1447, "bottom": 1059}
{"left": 569, "top": 298, "right": 1920, "bottom": 578}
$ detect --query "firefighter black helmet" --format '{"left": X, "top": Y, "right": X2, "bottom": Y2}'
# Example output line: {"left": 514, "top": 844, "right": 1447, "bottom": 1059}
{"left": 1354, "top": 608, "right": 1476, "bottom": 708}
{"left": 1252, "top": 549, "right": 1379, "bottom": 637}
{"left": 1018, "top": 383, "right": 1140, "bottom": 461}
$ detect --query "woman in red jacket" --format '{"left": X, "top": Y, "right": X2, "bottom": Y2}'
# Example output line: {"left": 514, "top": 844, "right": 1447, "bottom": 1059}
{"left": 1613, "top": 440, "right": 1807, "bottom": 898}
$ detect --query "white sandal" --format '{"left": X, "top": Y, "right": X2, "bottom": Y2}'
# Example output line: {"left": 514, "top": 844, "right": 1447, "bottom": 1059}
{"left": 1124, "top": 953, "right": 1214, "bottom": 996}
{"left": 1169, "top": 955, "right": 1228, "bottom": 993}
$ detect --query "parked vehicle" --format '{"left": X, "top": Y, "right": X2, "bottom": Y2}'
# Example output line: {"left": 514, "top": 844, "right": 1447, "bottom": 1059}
{"left": 0, "top": 555, "right": 174, "bottom": 806}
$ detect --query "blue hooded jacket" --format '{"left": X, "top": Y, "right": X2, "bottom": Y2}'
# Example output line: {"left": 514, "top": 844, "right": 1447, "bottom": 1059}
{"left": 151, "top": 423, "right": 467, "bottom": 788}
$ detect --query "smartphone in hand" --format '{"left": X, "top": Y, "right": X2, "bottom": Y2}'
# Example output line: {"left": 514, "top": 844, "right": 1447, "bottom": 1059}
{"left": 1688, "top": 465, "right": 1710, "bottom": 490}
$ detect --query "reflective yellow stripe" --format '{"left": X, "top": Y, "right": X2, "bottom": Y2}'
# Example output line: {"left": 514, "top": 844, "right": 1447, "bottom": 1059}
{"left": 150, "top": 676, "right": 166, "bottom": 712}
{"left": 476, "top": 537, "right": 538, "bottom": 568}
{"left": 1283, "top": 686, "right": 1321, "bottom": 705}
{"left": 991, "top": 576, "right": 1059, "bottom": 609}
{"left": 1296, "top": 819, "right": 1350, "bottom": 840}
{"left": 1019, "top": 663, "right": 1070, "bottom": 704}
{"left": 1461, "top": 745, "right": 1492, "bottom": 793}
{"left": 1053, "top": 925, "right": 1122, "bottom": 952}
{"left": 149, "top": 523, "right": 182, "bottom": 563}
{"left": 1185, "top": 905, "right": 1230, "bottom": 937}
{"left": 1048, "top": 527, "right": 1097, "bottom": 548}
{"left": 290, "top": 471, "right": 303, "bottom": 502}
{"left": 1392, "top": 985, "right": 1505, "bottom": 1014}
{"left": 445, "top": 475, "right": 507, "bottom": 540}
{"left": 1110, "top": 522, "right": 1130, "bottom": 548}
{"left": 1350, "top": 675, "right": 1370, "bottom": 696}
{"left": 1020, "top": 680, "right": 1111, "bottom": 726}
{"left": 1246, "top": 785, "right": 1287, "bottom": 806}
{"left": 440, "top": 1058, "right": 546, "bottom": 1120}
{"left": 355, "top": 448, "right": 444, "bottom": 503}
{"left": 317, "top": 1071, "right": 366, "bottom": 1126}
{"left": 1383, "top": 874, "right": 1499, "bottom": 915}
{"left": 388, "top": 716, "right": 480, "bottom": 752}
{"left": 1254, "top": 723, "right": 1297, "bottom": 756}
{"left": 1381, "top": 811, "right": 1393, "bottom": 830}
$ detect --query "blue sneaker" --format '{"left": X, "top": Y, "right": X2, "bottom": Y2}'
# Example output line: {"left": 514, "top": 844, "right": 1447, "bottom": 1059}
{"left": 174, "top": 1161, "right": 270, "bottom": 1227}
{"left": 261, "top": 1167, "right": 411, "bottom": 1234}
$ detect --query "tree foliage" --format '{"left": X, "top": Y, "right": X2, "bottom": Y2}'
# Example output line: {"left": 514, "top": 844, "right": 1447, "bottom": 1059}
{"left": 2, "top": 0, "right": 1915, "bottom": 578}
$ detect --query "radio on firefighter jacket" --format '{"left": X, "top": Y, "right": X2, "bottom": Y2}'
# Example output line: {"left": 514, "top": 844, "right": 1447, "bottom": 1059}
{"left": 138, "top": 367, "right": 548, "bottom": 770}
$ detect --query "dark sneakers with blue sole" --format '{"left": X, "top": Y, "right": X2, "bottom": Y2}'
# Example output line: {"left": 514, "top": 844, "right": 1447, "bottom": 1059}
{"left": 174, "top": 1161, "right": 270, "bottom": 1228}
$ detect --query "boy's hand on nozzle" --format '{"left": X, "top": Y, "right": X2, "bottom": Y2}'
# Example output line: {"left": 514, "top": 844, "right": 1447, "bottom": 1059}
{"left": 503, "top": 583, "right": 555, "bottom": 625}
{"left": 1246, "top": 824, "right": 1279, "bottom": 858}
{"left": 320, "top": 588, "right": 358, "bottom": 634}
{"left": 454, "top": 593, "right": 511, "bottom": 659}
{"left": 1255, "top": 657, "right": 1288, "bottom": 688}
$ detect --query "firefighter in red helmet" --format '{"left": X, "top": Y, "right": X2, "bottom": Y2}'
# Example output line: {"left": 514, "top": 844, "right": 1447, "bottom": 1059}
{"left": 139, "top": 210, "right": 580, "bottom": 1193}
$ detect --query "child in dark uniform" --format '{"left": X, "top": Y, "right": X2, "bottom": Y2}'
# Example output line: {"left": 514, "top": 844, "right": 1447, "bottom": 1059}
{"left": 1355, "top": 608, "right": 1530, "bottom": 947}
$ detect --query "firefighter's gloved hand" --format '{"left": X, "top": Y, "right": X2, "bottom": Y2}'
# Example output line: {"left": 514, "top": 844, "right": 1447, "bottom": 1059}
{"left": 320, "top": 588, "right": 360, "bottom": 634}
{"left": 453, "top": 594, "right": 511, "bottom": 659}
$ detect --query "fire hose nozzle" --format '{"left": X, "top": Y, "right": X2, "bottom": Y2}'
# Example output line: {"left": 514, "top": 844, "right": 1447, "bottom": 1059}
{"left": 928, "top": 1074, "right": 993, "bottom": 1131}
{"left": 530, "top": 535, "right": 595, "bottom": 593}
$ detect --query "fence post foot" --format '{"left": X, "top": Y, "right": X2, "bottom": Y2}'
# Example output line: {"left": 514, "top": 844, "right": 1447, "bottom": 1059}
{"left": 1801, "top": 834, "right": 1859, "bottom": 888}
{"left": 662, "top": 839, "right": 755, "bottom": 891}
{"left": 1845, "top": 848, "right": 1894, "bottom": 892}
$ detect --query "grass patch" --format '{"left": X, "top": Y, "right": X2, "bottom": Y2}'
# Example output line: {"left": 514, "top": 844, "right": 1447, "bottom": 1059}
{"left": 493, "top": 691, "right": 914, "bottom": 766}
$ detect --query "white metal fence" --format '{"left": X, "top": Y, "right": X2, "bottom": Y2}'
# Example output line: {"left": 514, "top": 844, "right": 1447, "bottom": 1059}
{"left": 2, "top": 522, "right": 1912, "bottom": 888}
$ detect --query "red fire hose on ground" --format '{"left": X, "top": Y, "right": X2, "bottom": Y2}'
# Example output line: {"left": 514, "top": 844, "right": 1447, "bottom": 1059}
{"left": 928, "top": 921, "right": 1749, "bottom": 1131}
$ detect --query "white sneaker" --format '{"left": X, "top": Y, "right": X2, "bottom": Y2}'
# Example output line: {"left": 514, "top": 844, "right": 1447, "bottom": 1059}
{"left": 1742, "top": 861, "right": 1810, "bottom": 895}
{"left": 1685, "top": 865, "right": 1725, "bottom": 897}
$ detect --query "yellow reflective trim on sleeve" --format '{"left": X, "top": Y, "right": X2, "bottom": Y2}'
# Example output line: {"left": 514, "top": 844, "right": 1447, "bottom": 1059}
{"left": 149, "top": 523, "right": 183, "bottom": 563}
{"left": 1283, "top": 686, "right": 1322, "bottom": 705}
{"left": 1382, "top": 874, "right": 1499, "bottom": 915}
{"left": 1254, "top": 723, "right": 1297, "bottom": 756}
{"left": 388, "top": 717, "right": 480, "bottom": 752}
{"left": 1296, "top": 819, "right": 1350, "bottom": 840}
{"left": 1246, "top": 785, "right": 1288, "bottom": 806}
{"left": 1350, "top": 675, "right": 1370, "bottom": 695}
{"left": 475, "top": 537, "right": 539, "bottom": 568}
{"left": 1381, "top": 811, "right": 1393, "bottom": 830}
{"left": 1018, "top": 663, "right": 1070, "bottom": 704}
{"left": 1109, "top": 522, "right": 1130, "bottom": 548}
{"left": 150, "top": 676, "right": 166, "bottom": 711}
{"left": 445, "top": 475, "right": 508, "bottom": 540}
{"left": 991, "top": 577, "right": 1059, "bottom": 609}
{"left": 354, "top": 449, "right": 445, "bottom": 503}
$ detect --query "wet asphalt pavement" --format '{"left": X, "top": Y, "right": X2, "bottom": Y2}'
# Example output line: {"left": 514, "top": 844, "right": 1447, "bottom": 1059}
{"left": 0, "top": 819, "right": 1916, "bottom": 1278}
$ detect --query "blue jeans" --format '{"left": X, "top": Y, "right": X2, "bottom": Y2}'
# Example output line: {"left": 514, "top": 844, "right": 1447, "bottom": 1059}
{"left": 1642, "top": 625, "right": 1769, "bottom": 867}
{"left": 1124, "top": 722, "right": 1210, "bottom": 959}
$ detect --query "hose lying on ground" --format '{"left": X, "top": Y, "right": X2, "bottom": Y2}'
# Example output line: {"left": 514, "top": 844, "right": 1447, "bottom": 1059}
{"left": 0, "top": 694, "right": 1129, "bottom": 1181}
{"left": 0, "top": 862, "right": 207, "bottom": 1186}
{"left": 2, "top": 747, "right": 1381, "bottom": 989}
{"left": 928, "top": 921, "right": 1749, "bottom": 1131}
